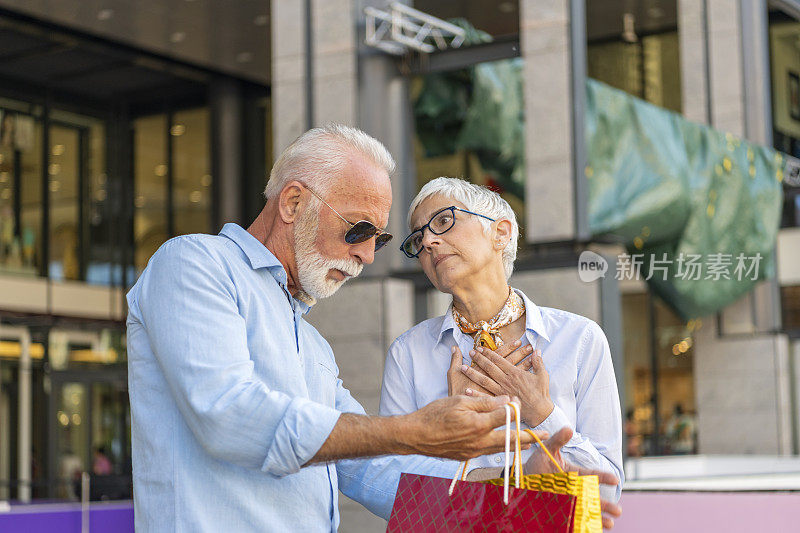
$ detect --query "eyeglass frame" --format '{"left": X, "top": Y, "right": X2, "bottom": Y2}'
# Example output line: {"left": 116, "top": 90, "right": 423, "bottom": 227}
{"left": 400, "top": 206, "right": 496, "bottom": 258}
{"left": 302, "top": 184, "right": 393, "bottom": 252}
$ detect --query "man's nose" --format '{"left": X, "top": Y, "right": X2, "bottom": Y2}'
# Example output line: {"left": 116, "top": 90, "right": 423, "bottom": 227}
{"left": 351, "top": 238, "right": 376, "bottom": 265}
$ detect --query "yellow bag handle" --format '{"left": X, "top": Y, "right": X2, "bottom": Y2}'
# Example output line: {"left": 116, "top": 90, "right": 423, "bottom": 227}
{"left": 522, "top": 428, "right": 564, "bottom": 474}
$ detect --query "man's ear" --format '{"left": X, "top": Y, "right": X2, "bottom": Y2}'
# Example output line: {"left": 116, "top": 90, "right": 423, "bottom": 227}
{"left": 493, "top": 219, "right": 513, "bottom": 249}
{"left": 278, "top": 181, "right": 305, "bottom": 223}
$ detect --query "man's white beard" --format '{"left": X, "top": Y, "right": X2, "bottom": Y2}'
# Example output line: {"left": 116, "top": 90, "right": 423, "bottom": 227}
{"left": 294, "top": 205, "right": 363, "bottom": 300}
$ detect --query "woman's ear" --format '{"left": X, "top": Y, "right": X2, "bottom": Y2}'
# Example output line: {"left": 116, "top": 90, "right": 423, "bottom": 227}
{"left": 493, "top": 219, "right": 513, "bottom": 249}
{"left": 278, "top": 181, "right": 305, "bottom": 223}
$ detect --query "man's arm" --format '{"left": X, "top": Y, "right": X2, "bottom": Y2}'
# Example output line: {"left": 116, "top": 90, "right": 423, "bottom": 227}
{"left": 310, "top": 395, "right": 531, "bottom": 464}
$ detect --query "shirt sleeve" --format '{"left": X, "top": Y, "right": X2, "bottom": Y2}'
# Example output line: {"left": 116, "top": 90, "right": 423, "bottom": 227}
{"left": 532, "top": 321, "right": 624, "bottom": 502}
{"left": 337, "top": 454, "right": 460, "bottom": 520}
{"left": 135, "top": 237, "right": 341, "bottom": 477}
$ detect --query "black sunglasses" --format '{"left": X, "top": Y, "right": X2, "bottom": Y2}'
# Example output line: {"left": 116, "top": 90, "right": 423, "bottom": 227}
{"left": 305, "top": 186, "right": 393, "bottom": 252}
{"left": 400, "top": 206, "right": 495, "bottom": 258}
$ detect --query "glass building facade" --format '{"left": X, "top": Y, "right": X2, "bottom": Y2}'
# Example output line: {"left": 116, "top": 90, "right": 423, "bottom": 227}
{"left": 0, "top": 3, "right": 269, "bottom": 501}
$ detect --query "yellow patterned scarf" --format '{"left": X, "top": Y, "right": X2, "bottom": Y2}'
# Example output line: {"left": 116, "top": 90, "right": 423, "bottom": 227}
{"left": 452, "top": 287, "right": 525, "bottom": 351}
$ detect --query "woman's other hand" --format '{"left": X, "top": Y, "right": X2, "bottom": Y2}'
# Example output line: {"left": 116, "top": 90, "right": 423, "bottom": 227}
{"left": 461, "top": 345, "right": 554, "bottom": 426}
{"left": 447, "top": 345, "right": 491, "bottom": 396}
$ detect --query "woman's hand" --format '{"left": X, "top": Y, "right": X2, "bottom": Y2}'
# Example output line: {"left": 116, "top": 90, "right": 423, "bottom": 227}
{"left": 525, "top": 427, "right": 622, "bottom": 530}
{"left": 447, "top": 340, "right": 526, "bottom": 397}
{"left": 461, "top": 345, "right": 554, "bottom": 427}
{"left": 447, "top": 345, "right": 491, "bottom": 396}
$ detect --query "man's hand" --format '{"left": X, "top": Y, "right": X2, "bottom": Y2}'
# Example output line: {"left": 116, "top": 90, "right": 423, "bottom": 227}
{"left": 400, "top": 395, "right": 537, "bottom": 461}
{"left": 525, "top": 427, "right": 622, "bottom": 530}
{"left": 462, "top": 346, "right": 554, "bottom": 427}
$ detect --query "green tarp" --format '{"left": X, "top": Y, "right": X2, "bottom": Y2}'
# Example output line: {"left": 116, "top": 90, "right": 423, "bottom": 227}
{"left": 586, "top": 79, "right": 785, "bottom": 319}
{"left": 413, "top": 20, "right": 525, "bottom": 199}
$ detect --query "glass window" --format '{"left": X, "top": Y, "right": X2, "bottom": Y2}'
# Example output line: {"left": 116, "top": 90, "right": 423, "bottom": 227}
{"left": 769, "top": 12, "right": 800, "bottom": 227}
{"left": 48, "top": 124, "right": 81, "bottom": 281}
{"left": 134, "top": 114, "right": 168, "bottom": 274}
{"left": 623, "top": 290, "right": 698, "bottom": 456}
{"left": 133, "top": 108, "right": 212, "bottom": 274}
{"left": 412, "top": 57, "right": 526, "bottom": 235}
{"left": 55, "top": 382, "right": 88, "bottom": 500}
{"left": 586, "top": 1, "right": 680, "bottom": 113}
{"left": 416, "top": 0, "right": 520, "bottom": 40}
{"left": 91, "top": 382, "right": 130, "bottom": 476}
{"left": 0, "top": 105, "right": 43, "bottom": 277}
{"left": 173, "top": 108, "right": 211, "bottom": 236}
{"left": 782, "top": 285, "right": 800, "bottom": 332}
{"left": 86, "top": 120, "right": 113, "bottom": 285}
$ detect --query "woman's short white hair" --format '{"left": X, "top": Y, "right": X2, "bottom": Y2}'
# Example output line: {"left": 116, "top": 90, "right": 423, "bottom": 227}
{"left": 407, "top": 177, "right": 519, "bottom": 279}
{"left": 264, "top": 123, "right": 396, "bottom": 199}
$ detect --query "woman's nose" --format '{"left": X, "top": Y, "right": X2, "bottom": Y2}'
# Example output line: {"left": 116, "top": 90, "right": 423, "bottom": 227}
{"left": 420, "top": 227, "right": 440, "bottom": 250}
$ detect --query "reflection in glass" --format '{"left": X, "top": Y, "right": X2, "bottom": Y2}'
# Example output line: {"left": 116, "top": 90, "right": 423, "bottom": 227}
{"left": 769, "top": 16, "right": 800, "bottom": 227}
{"left": 92, "top": 382, "right": 129, "bottom": 476}
{"left": 86, "top": 120, "right": 112, "bottom": 284}
{"left": 587, "top": 32, "right": 682, "bottom": 113}
{"left": 0, "top": 107, "right": 42, "bottom": 276}
{"left": 48, "top": 125, "right": 80, "bottom": 281}
{"left": 418, "top": 0, "right": 520, "bottom": 39}
{"left": 134, "top": 115, "right": 168, "bottom": 274}
{"left": 623, "top": 291, "right": 697, "bottom": 456}
{"left": 56, "top": 382, "right": 87, "bottom": 500}
{"left": 173, "top": 108, "right": 210, "bottom": 236}
{"left": 412, "top": 57, "right": 525, "bottom": 236}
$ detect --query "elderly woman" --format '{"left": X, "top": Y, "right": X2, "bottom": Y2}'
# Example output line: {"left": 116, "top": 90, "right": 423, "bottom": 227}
{"left": 379, "top": 177, "right": 623, "bottom": 501}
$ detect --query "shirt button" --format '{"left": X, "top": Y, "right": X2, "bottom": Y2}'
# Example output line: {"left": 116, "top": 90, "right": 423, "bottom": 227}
{"left": 494, "top": 456, "right": 502, "bottom": 463}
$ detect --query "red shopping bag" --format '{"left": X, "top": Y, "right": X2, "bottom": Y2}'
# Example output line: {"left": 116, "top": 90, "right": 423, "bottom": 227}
{"left": 387, "top": 472, "right": 576, "bottom": 532}
{"left": 387, "top": 402, "right": 577, "bottom": 532}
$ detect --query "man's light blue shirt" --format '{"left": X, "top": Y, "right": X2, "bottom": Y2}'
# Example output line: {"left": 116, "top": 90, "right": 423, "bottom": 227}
{"left": 126, "top": 223, "right": 457, "bottom": 532}
{"left": 380, "top": 289, "right": 624, "bottom": 502}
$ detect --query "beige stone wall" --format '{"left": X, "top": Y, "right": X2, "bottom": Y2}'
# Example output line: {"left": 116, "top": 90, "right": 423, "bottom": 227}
{"left": 694, "top": 316, "right": 793, "bottom": 455}
{"left": 271, "top": 0, "right": 357, "bottom": 155}
{"left": 520, "top": 0, "right": 575, "bottom": 242}
{"left": 678, "top": 0, "right": 709, "bottom": 123}
{"left": 271, "top": 0, "right": 308, "bottom": 153}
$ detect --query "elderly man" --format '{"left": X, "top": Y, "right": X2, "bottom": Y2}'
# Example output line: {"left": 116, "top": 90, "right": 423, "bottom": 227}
{"left": 126, "top": 124, "right": 618, "bottom": 532}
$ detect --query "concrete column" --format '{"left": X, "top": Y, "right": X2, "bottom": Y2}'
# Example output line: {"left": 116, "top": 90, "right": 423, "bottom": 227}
{"left": 707, "top": 0, "right": 745, "bottom": 135}
{"left": 312, "top": 0, "right": 358, "bottom": 127}
{"left": 678, "top": 0, "right": 710, "bottom": 123}
{"left": 520, "top": 0, "right": 575, "bottom": 242}
{"left": 358, "top": 1, "right": 414, "bottom": 275}
{"left": 271, "top": 0, "right": 309, "bottom": 153}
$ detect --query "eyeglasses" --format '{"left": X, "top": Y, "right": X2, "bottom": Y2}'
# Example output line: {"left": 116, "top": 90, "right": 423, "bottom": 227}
{"left": 304, "top": 185, "right": 393, "bottom": 252}
{"left": 400, "top": 206, "right": 496, "bottom": 258}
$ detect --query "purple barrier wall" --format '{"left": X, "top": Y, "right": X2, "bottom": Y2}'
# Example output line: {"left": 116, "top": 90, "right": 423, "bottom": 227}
{"left": 614, "top": 492, "right": 800, "bottom": 532}
{"left": 0, "top": 501, "right": 133, "bottom": 533}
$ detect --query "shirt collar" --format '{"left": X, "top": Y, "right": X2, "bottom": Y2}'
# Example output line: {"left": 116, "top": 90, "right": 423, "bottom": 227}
{"left": 219, "top": 223, "right": 314, "bottom": 314}
{"left": 435, "top": 288, "right": 551, "bottom": 346}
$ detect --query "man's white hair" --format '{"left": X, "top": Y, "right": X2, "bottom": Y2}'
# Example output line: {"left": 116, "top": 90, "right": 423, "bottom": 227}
{"left": 407, "top": 177, "right": 519, "bottom": 279}
{"left": 264, "top": 123, "right": 396, "bottom": 199}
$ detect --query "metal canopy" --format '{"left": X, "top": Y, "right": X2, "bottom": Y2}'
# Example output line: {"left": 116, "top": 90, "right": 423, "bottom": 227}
{"left": 365, "top": 2, "right": 465, "bottom": 56}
